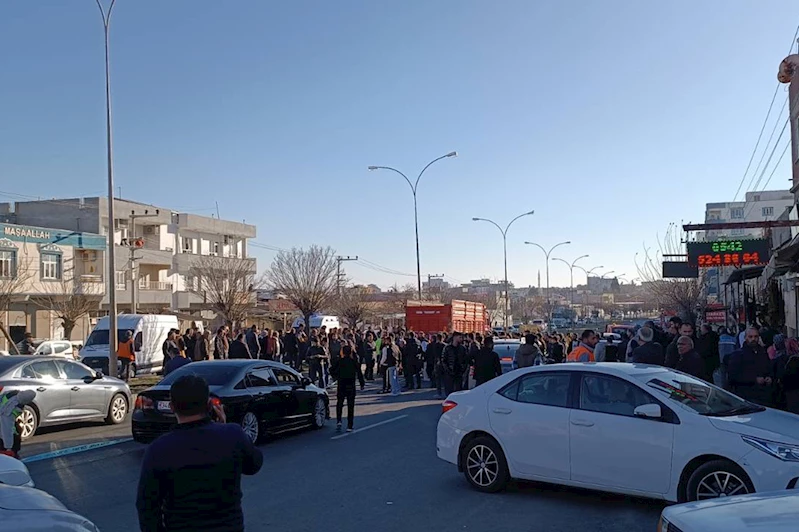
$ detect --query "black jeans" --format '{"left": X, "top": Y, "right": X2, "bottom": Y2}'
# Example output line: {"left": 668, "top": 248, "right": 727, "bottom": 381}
{"left": 119, "top": 358, "right": 131, "bottom": 381}
{"left": 443, "top": 373, "right": 456, "bottom": 396}
{"left": 381, "top": 366, "right": 389, "bottom": 392}
{"left": 364, "top": 357, "right": 374, "bottom": 380}
{"left": 336, "top": 380, "right": 356, "bottom": 429}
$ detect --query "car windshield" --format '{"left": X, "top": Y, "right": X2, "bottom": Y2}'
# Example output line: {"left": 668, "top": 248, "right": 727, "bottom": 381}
{"left": 85, "top": 329, "right": 131, "bottom": 347}
{"left": 635, "top": 370, "right": 765, "bottom": 416}
{"left": 158, "top": 364, "right": 242, "bottom": 386}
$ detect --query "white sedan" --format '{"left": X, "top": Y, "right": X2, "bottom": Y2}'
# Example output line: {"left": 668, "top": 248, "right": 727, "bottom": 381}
{"left": 659, "top": 490, "right": 799, "bottom": 531}
{"left": 437, "top": 363, "right": 799, "bottom": 502}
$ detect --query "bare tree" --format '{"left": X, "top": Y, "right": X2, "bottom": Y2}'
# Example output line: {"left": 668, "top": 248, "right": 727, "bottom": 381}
{"left": 636, "top": 223, "right": 706, "bottom": 325}
{"left": 31, "top": 256, "right": 102, "bottom": 339}
{"left": 334, "top": 285, "right": 371, "bottom": 330}
{"left": 0, "top": 253, "right": 35, "bottom": 354}
{"left": 264, "top": 246, "right": 338, "bottom": 333}
{"left": 190, "top": 255, "right": 258, "bottom": 328}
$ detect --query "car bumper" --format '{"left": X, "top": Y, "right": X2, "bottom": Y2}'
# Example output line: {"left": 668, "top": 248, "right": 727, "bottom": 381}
{"left": 131, "top": 411, "right": 176, "bottom": 443}
{"left": 740, "top": 447, "right": 799, "bottom": 492}
{"left": 436, "top": 415, "right": 462, "bottom": 467}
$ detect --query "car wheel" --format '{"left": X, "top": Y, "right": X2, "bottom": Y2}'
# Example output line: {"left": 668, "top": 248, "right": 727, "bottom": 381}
{"left": 686, "top": 459, "right": 754, "bottom": 501}
{"left": 106, "top": 394, "right": 128, "bottom": 425}
{"left": 312, "top": 397, "right": 326, "bottom": 429}
{"left": 18, "top": 406, "right": 38, "bottom": 441}
{"left": 462, "top": 436, "right": 509, "bottom": 493}
{"left": 240, "top": 411, "right": 260, "bottom": 443}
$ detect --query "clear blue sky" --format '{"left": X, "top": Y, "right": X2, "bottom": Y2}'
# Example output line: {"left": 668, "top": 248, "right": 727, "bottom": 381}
{"left": 1, "top": 1, "right": 797, "bottom": 289}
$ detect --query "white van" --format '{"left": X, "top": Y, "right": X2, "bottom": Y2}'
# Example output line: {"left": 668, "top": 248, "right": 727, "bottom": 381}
{"left": 80, "top": 314, "right": 178, "bottom": 377}
{"left": 291, "top": 315, "right": 341, "bottom": 331}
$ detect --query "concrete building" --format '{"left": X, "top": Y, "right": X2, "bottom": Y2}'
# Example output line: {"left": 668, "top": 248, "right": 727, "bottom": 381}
{"left": 702, "top": 190, "right": 794, "bottom": 241}
{"left": 0, "top": 221, "right": 106, "bottom": 349}
{"left": 0, "top": 197, "right": 256, "bottom": 315}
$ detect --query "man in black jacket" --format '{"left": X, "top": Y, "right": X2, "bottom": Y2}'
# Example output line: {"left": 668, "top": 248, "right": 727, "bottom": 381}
{"left": 473, "top": 336, "right": 502, "bottom": 386}
{"left": 665, "top": 321, "right": 695, "bottom": 369}
{"left": 137, "top": 375, "right": 263, "bottom": 532}
{"left": 631, "top": 327, "right": 665, "bottom": 366}
{"left": 728, "top": 327, "right": 774, "bottom": 406}
{"left": 442, "top": 332, "right": 466, "bottom": 395}
{"left": 402, "top": 334, "right": 422, "bottom": 390}
{"left": 675, "top": 336, "right": 705, "bottom": 380}
{"left": 331, "top": 344, "right": 365, "bottom": 432}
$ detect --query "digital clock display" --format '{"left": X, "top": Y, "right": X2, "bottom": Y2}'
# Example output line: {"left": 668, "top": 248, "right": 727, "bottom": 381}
{"left": 687, "top": 239, "right": 771, "bottom": 267}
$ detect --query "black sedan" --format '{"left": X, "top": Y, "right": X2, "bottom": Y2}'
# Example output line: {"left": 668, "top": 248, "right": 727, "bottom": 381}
{"left": 132, "top": 360, "right": 329, "bottom": 444}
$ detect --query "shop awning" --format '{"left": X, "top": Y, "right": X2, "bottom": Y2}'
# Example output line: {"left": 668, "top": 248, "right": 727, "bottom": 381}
{"left": 724, "top": 266, "right": 765, "bottom": 285}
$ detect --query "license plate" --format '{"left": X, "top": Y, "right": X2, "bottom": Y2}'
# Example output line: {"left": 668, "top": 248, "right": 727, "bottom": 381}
{"left": 157, "top": 401, "right": 172, "bottom": 411}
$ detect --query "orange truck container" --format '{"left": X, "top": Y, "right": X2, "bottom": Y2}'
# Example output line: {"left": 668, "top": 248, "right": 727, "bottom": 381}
{"left": 405, "top": 300, "right": 488, "bottom": 333}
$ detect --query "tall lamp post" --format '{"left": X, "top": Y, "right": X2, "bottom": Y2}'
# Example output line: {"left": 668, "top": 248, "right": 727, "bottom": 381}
{"left": 472, "top": 211, "right": 535, "bottom": 330}
{"left": 525, "top": 241, "right": 570, "bottom": 327}
{"left": 368, "top": 151, "right": 457, "bottom": 300}
{"left": 552, "top": 254, "right": 589, "bottom": 310}
{"left": 601, "top": 271, "right": 616, "bottom": 279}
{"left": 96, "top": 0, "right": 119, "bottom": 378}
{"left": 573, "top": 265, "right": 603, "bottom": 319}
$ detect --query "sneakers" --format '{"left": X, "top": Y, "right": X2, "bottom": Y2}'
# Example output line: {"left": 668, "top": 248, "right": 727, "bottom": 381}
{"left": 336, "top": 422, "right": 342, "bottom": 432}
{"left": 346, "top": 427, "right": 353, "bottom": 432}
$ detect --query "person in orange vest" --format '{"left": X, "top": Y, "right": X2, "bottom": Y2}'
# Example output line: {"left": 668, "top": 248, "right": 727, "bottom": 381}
{"left": 566, "top": 329, "right": 599, "bottom": 362}
{"left": 117, "top": 330, "right": 135, "bottom": 381}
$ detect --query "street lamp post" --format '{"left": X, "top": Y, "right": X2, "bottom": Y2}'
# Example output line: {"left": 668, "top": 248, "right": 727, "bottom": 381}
{"left": 368, "top": 152, "right": 457, "bottom": 300}
{"left": 524, "top": 241, "right": 570, "bottom": 327}
{"left": 573, "top": 265, "right": 603, "bottom": 319}
{"left": 601, "top": 271, "right": 616, "bottom": 279}
{"left": 96, "top": 0, "right": 119, "bottom": 378}
{"left": 472, "top": 211, "right": 535, "bottom": 330}
{"left": 552, "top": 254, "right": 589, "bottom": 310}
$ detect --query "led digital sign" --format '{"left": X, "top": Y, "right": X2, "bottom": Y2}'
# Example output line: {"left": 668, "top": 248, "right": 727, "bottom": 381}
{"left": 687, "top": 239, "right": 771, "bottom": 268}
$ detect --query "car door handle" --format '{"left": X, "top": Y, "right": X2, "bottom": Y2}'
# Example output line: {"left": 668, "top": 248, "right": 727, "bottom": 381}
{"left": 492, "top": 408, "right": 512, "bottom": 415}
{"left": 36, "top": 387, "right": 46, "bottom": 392}
{"left": 71, "top": 386, "right": 80, "bottom": 392}
{"left": 571, "top": 419, "right": 594, "bottom": 427}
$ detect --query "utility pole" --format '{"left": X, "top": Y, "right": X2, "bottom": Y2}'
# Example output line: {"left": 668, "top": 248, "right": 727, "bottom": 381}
{"left": 128, "top": 209, "right": 160, "bottom": 313}
{"left": 336, "top": 256, "right": 358, "bottom": 295}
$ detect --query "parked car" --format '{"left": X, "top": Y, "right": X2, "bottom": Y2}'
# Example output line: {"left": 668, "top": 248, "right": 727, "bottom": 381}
{"left": 0, "top": 484, "right": 99, "bottom": 531}
{"left": 437, "top": 363, "right": 799, "bottom": 502}
{"left": 659, "top": 490, "right": 799, "bottom": 531}
{"left": 0, "top": 356, "right": 132, "bottom": 440}
{"left": 493, "top": 339, "right": 522, "bottom": 374}
{"left": 34, "top": 340, "right": 78, "bottom": 360}
{"left": 0, "top": 453, "right": 34, "bottom": 487}
{"left": 132, "top": 360, "right": 329, "bottom": 444}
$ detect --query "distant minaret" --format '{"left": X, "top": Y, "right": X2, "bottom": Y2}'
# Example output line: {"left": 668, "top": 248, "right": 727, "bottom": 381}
{"left": 537, "top": 270, "right": 541, "bottom": 289}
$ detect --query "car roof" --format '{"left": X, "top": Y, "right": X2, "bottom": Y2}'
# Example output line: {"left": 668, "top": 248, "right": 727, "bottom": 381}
{"left": 179, "top": 359, "right": 285, "bottom": 369}
{"left": 528, "top": 362, "right": 673, "bottom": 377}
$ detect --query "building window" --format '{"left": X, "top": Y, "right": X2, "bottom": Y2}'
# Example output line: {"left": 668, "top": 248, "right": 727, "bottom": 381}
{"left": 731, "top": 228, "right": 745, "bottom": 236}
{"left": 40, "top": 252, "right": 62, "bottom": 280}
{"left": 115, "top": 270, "right": 127, "bottom": 290}
{"left": 182, "top": 237, "right": 193, "bottom": 254}
{"left": 753, "top": 194, "right": 761, "bottom": 202}
{"left": 0, "top": 249, "right": 16, "bottom": 278}
{"left": 730, "top": 207, "right": 744, "bottom": 219}
{"left": 213, "top": 241, "right": 220, "bottom": 255}
{"left": 762, "top": 206, "right": 774, "bottom": 217}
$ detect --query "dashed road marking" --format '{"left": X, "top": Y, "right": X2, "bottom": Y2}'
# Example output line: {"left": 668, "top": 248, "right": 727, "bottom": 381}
{"left": 330, "top": 414, "right": 408, "bottom": 440}
{"left": 22, "top": 438, "right": 133, "bottom": 463}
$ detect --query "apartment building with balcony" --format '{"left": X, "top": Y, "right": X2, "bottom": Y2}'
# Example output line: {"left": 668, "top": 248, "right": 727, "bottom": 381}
{"left": 0, "top": 197, "right": 257, "bottom": 316}
{"left": 0, "top": 221, "right": 106, "bottom": 348}
{"left": 702, "top": 190, "right": 794, "bottom": 241}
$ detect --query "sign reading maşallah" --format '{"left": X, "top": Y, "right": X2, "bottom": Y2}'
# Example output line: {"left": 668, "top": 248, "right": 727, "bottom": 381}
{"left": 687, "top": 239, "right": 771, "bottom": 267}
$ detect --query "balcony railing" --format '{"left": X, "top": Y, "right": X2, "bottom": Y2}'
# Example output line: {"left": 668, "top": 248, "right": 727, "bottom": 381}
{"left": 138, "top": 280, "right": 173, "bottom": 291}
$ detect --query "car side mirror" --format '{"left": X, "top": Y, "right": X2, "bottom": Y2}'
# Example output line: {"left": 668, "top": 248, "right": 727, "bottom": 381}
{"left": 301, "top": 377, "right": 311, "bottom": 387}
{"left": 95, "top": 371, "right": 104, "bottom": 380}
{"left": 633, "top": 403, "right": 662, "bottom": 419}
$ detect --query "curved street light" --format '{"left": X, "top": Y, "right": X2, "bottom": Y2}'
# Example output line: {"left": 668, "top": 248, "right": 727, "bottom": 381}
{"left": 368, "top": 151, "right": 457, "bottom": 299}
{"left": 601, "top": 270, "right": 616, "bottom": 279}
{"left": 552, "top": 254, "right": 589, "bottom": 309}
{"left": 472, "top": 211, "right": 535, "bottom": 329}
{"left": 524, "top": 241, "right": 571, "bottom": 326}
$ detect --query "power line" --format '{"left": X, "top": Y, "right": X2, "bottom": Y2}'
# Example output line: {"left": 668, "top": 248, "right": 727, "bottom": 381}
{"left": 732, "top": 23, "right": 799, "bottom": 201}
{"left": 742, "top": 96, "right": 789, "bottom": 195}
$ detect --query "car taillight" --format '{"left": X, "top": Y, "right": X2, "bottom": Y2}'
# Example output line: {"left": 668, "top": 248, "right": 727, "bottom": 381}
{"left": 135, "top": 396, "right": 154, "bottom": 410}
{"left": 442, "top": 400, "right": 458, "bottom": 414}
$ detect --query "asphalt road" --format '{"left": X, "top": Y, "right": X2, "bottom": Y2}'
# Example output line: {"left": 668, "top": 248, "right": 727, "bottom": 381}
{"left": 27, "top": 382, "right": 666, "bottom": 532}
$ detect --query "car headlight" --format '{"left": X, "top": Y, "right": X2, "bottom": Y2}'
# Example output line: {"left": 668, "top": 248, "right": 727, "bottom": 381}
{"left": 742, "top": 435, "right": 799, "bottom": 462}
{"left": 657, "top": 515, "right": 678, "bottom": 532}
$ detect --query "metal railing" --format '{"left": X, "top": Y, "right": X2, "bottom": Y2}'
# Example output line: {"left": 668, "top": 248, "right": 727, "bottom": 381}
{"left": 138, "top": 280, "right": 172, "bottom": 291}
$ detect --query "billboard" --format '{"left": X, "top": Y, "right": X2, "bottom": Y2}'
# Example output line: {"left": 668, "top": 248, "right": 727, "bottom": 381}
{"left": 687, "top": 239, "right": 771, "bottom": 267}
{"left": 662, "top": 261, "right": 699, "bottom": 279}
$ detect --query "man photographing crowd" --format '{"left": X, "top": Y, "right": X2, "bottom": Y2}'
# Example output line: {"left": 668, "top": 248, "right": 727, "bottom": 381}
{"left": 137, "top": 374, "right": 263, "bottom": 532}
